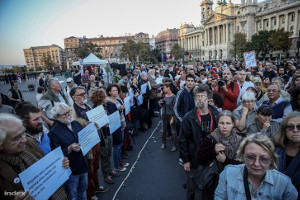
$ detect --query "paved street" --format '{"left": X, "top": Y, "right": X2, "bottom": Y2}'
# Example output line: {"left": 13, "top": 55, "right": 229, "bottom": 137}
{"left": 0, "top": 77, "right": 187, "bottom": 200}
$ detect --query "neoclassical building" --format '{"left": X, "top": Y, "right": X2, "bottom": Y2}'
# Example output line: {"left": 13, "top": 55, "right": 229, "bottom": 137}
{"left": 64, "top": 33, "right": 149, "bottom": 67}
{"left": 178, "top": 0, "right": 300, "bottom": 61}
{"left": 23, "top": 44, "right": 66, "bottom": 70}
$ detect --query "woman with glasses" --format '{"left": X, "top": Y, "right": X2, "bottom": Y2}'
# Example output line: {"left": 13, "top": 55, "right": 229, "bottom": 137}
{"left": 233, "top": 91, "right": 257, "bottom": 136}
{"left": 273, "top": 112, "right": 300, "bottom": 197}
{"left": 215, "top": 133, "right": 298, "bottom": 200}
{"left": 247, "top": 104, "right": 279, "bottom": 138}
{"left": 196, "top": 110, "right": 243, "bottom": 199}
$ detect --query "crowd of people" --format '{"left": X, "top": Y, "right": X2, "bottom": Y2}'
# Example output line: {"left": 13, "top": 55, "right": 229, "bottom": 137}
{"left": 0, "top": 59, "right": 299, "bottom": 200}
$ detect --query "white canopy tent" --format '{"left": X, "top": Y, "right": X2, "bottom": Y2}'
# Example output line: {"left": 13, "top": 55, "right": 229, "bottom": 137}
{"left": 83, "top": 53, "right": 108, "bottom": 65}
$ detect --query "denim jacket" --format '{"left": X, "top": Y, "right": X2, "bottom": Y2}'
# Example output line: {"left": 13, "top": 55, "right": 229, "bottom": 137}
{"left": 215, "top": 164, "right": 298, "bottom": 200}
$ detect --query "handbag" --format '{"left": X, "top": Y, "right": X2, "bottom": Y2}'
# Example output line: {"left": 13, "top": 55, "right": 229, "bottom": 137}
{"left": 192, "top": 135, "right": 219, "bottom": 190}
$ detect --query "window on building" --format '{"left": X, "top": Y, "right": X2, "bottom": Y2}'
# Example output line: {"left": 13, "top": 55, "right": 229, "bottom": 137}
{"left": 290, "top": 26, "right": 294, "bottom": 35}
{"left": 282, "top": 16, "right": 285, "bottom": 24}
{"left": 274, "top": 18, "right": 277, "bottom": 25}
{"left": 291, "top": 14, "right": 295, "bottom": 22}
{"left": 266, "top": 20, "right": 269, "bottom": 27}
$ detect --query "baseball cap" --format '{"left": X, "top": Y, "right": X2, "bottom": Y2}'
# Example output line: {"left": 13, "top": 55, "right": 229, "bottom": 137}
{"left": 66, "top": 78, "right": 73, "bottom": 83}
{"left": 253, "top": 77, "right": 262, "bottom": 84}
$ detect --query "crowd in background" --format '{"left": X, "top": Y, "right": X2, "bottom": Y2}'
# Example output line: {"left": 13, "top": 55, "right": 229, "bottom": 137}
{"left": 0, "top": 58, "right": 300, "bottom": 200}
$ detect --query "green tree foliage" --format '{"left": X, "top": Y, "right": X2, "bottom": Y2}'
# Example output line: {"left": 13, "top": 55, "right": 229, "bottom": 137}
{"left": 121, "top": 40, "right": 138, "bottom": 62}
{"left": 171, "top": 44, "right": 182, "bottom": 60}
{"left": 42, "top": 54, "right": 54, "bottom": 71}
{"left": 268, "top": 28, "right": 292, "bottom": 57}
{"left": 77, "top": 42, "right": 102, "bottom": 59}
{"left": 247, "top": 30, "right": 274, "bottom": 59}
{"left": 121, "top": 40, "right": 158, "bottom": 63}
{"left": 229, "top": 32, "right": 247, "bottom": 59}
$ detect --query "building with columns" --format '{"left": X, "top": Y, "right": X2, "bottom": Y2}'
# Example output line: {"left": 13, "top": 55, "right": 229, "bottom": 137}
{"left": 64, "top": 33, "right": 149, "bottom": 67}
{"left": 155, "top": 28, "right": 179, "bottom": 60}
{"left": 178, "top": 0, "right": 300, "bottom": 61}
{"left": 23, "top": 44, "right": 66, "bottom": 70}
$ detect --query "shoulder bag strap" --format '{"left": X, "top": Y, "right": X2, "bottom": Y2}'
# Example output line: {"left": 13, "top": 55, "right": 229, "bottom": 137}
{"left": 243, "top": 165, "right": 252, "bottom": 200}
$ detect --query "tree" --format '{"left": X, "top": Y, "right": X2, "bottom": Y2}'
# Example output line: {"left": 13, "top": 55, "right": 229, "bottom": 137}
{"left": 120, "top": 40, "right": 138, "bottom": 62}
{"left": 42, "top": 54, "right": 54, "bottom": 71}
{"left": 229, "top": 33, "right": 247, "bottom": 60}
{"left": 247, "top": 30, "right": 274, "bottom": 59}
{"left": 151, "top": 48, "right": 161, "bottom": 63}
{"left": 77, "top": 42, "right": 102, "bottom": 59}
{"left": 171, "top": 44, "right": 182, "bottom": 60}
{"left": 268, "top": 28, "right": 292, "bottom": 58}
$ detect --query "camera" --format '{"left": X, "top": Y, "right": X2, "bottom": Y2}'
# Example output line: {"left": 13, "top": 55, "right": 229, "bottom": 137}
{"left": 160, "top": 99, "right": 166, "bottom": 106}
{"left": 218, "top": 79, "right": 226, "bottom": 87}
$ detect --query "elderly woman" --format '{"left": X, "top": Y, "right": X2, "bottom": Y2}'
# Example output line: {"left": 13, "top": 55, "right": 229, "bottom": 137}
{"left": 196, "top": 110, "right": 243, "bottom": 199}
{"left": 273, "top": 112, "right": 300, "bottom": 196}
{"left": 215, "top": 133, "right": 298, "bottom": 200}
{"left": 233, "top": 91, "right": 257, "bottom": 136}
{"left": 247, "top": 104, "right": 280, "bottom": 138}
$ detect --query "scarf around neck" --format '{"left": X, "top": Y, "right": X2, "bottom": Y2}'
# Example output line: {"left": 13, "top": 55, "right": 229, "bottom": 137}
{"left": 211, "top": 128, "right": 242, "bottom": 160}
{"left": 0, "top": 151, "right": 37, "bottom": 172}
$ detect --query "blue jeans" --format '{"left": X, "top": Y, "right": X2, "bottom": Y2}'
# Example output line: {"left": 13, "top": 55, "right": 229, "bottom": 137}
{"left": 64, "top": 173, "right": 88, "bottom": 200}
{"left": 113, "top": 143, "right": 122, "bottom": 167}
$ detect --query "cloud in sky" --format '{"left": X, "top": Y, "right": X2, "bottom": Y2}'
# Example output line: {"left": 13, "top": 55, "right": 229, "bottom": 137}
{"left": 0, "top": 0, "right": 258, "bottom": 65}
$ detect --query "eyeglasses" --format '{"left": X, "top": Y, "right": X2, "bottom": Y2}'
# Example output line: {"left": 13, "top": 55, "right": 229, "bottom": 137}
{"left": 267, "top": 89, "right": 278, "bottom": 93}
{"left": 286, "top": 124, "right": 300, "bottom": 131}
{"left": 59, "top": 110, "right": 72, "bottom": 117}
{"left": 76, "top": 92, "right": 86, "bottom": 97}
{"left": 244, "top": 154, "right": 271, "bottom": 165}
{"left": 196, "top": 95, "right": 207, "bottom": 99}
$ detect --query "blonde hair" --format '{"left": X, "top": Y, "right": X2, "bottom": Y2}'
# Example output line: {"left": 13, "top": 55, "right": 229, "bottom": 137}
{"left": 237, "top": 133, "right": 278, "bottom": 169}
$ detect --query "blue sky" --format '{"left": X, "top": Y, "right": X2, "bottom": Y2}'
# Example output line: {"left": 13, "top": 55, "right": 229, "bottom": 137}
{"left": 0, "top": 0, "right": 253, "bottom": 65}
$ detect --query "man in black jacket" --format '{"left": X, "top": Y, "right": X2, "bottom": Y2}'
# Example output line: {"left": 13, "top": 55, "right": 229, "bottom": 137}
{"left": 179, "top": 84, "right": 219, "bottom": 200}
{"left": 7, "top": 81, "right": 23, "bottom": 107}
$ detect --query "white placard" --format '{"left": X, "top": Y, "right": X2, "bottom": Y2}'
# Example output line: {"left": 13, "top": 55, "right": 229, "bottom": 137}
{"left": 78, "top": 123, "right": 100, "bottom": 156}
{"left": 124, "top": 96, "right": 131, "bottom": 115}
{"left": 244, "top": 51, "right": 257, "bottom": 68}
{"left": 108, "top": 111, "right": 121, "bottom": 134}
{"left": 86, "top": 105, "right": 109, "bottom": 129}
{"left": 19, "top": 147, "right": 71, "bottom": 200}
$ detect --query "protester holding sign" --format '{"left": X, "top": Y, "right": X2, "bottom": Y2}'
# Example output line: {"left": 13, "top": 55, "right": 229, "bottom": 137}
{"left": 70, "top": 87, "right": 108, "bottom": 199}
{"left": 106, "top": 84, "right": 129, "bottom": 172}
{"left": 90, "top": 89, "right": 121, "bottom": 184}
{"left": 48, "top": 103, "right": 89, "bottom": 200}
{"left": 0, "top": 114, "right": 68, "bottom": 200}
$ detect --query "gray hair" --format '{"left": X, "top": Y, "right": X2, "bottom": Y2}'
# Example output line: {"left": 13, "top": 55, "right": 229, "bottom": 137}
{"left": 241, "top": 91, "right": 256, "bottom": 102}
{"left": 268, "top": 83, "right": 281, "bottom": 92}
{"left": 0, "top": 114, "right": 23, "bottom": 146}
{"left": 141, "top": 72, "right": 147, "bottom": 76}
{"left": 51, "top": 103, "right": 70, "bottom": 119}
{"left": 271, "top": 77, "right": 284, "bottom": 84}
{"left": 48, "top": 77, "right": 59, "bottom": 88}
{"left": 236, "top": 133, "right": 278, "bottom": 169}
{"left": 217, "top": 110, "right": 234, "bottom": 124}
